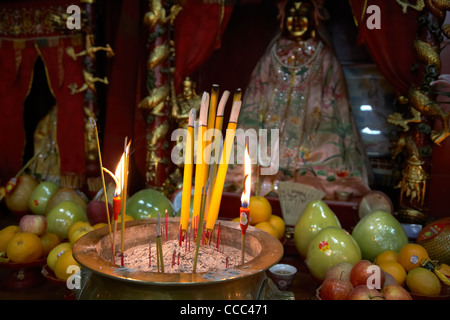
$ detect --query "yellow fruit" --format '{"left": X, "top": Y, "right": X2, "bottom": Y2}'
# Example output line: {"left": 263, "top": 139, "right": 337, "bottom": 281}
{"left": 54, "top": 250, "right": 79, "bottom": 281}
{"left": 249, "top": 196, "right": 272, "bottom": 225}
{"left": 268, "top": 214, "right": 285, "bottom": 239}
{"left": 375, "top": 250, "right": 399, "bottom": 265}
{"left": 40, "top": 232, "right": 61, "bottom": 257}
{"left": 6, "top": 232, "right": 43, "bottom": 263}
{"left": 406, "top": 267, "right": 441, "bottom": 296}
{"left": 93, "top": 223, "right": 107, "bottom": 230}
{"left": 254, "top": 221, "right": 279, "bottom": 238}
{"left": 231, "top": 217, "right": 240, "bottom": 223}
{"left": 398, "top": 243, "right": 429, "bottom": 272}
{"left": 68, "top": 221, "right": 90, "bottom": 240}
{"left": 69, "top": 224, "right": 94, "bottom": 244}
{"left": 378, "top": 261, "right": 407, "bottom": 286}
{"left": 47, "top": 242, "right": 72, "bottom": 271}
{"left": 0, "top": 225, "right": 21, "bottom": 254}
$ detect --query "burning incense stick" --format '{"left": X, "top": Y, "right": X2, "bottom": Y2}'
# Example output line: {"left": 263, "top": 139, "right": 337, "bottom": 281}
{"left": 156, "top": 213, "right": 164, "bottom": 273}
{"left": 240, "top": 146, "right": 252, "bottom": 265}
{"left": 89, "top": 118, "right": 114, "bottom": 253}
{"left": 120, "top": 138, "right": 131, "bottom": 266}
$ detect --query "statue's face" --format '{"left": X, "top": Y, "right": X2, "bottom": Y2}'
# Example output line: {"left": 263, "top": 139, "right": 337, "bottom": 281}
{"left": 284, "top": 1, "right": 314, "bottom": 41}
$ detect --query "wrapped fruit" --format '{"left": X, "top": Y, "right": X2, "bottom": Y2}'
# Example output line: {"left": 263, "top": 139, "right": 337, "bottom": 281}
{"left": 417, "top": 218, "right": 450, "bottom": 265}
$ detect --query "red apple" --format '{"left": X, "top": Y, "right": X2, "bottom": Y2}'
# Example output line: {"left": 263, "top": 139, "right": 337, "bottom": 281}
{"left": 86, "top": 200, "right": 112, "bottom": 225}
{"left": 346, "top": 285, "right": 384, "bottom": 300}
{"left": 381, "top": 284, "right": 412, "bottom": 300}
{"left": 19, "top": 214, "right": 47, "bottom": 236}
{"left": 350, "top": 260, "right": 385, "bottom": 289}
{"left": 319, "top": 277, "right": 353, "bottom": 300}
{"left": 325, "top": 262, "right": 353, "bottom": 282}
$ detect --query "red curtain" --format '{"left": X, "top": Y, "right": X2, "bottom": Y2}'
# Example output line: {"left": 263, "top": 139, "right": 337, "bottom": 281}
{"left": 348, "top": 0, "right": 420, "bottom": 95}
{"left": 173, "top": 0, "right": 234, "bottom": 92}
{"left": 0, "top": 42, "right": 38, "bottom": 184}
{"left": 39, "top": 37, "right": 86, "bottom": 178}
{"left": 0, "top": 0, "right": 85, "bottom": 185}
{"left": 102, "top": 0, "right": 235, "bottom": 192}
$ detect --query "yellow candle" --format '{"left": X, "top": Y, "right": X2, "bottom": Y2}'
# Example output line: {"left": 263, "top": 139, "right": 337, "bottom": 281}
{"left": 180, "top": 109, "right": 196, "bottom": 231}
{"left": 206, "top": 99, "right": 242, "bottom": 231}
{"left": 204, "top": 90, "right": 230, "bottom": 221}
{"left": 192, "top": 92, "right": 209, "bottom": 222}
{"left": 203, "top": 85, "right": 219, "bottom": 184}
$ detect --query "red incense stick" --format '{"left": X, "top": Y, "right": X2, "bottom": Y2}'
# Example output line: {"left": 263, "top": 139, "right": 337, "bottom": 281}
{"left": 216, "top": 223, "right": 221, "bottom": 251}
{"left": 165, "top": 210, "right": 169, "bottom": 242}
{"left": 149, "top": 241, "right": 151, "bottom": 268}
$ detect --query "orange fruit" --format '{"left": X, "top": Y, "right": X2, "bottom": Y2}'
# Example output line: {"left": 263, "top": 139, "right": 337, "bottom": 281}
{"left": 47, "top": 242, "right": 72, "bottom": 271}
{"left": 54, "top": 249, "right": 79, "bottom": 281}
{"left": 0, "top": 225, "right": 21, "bottom": 254}
{"left": 40, "top": 232, "right": 61, "bottom": 257}
{"left": 249, "top": 196, "right": 272, "bottom": 225}
{"left": 398, "top": 243, "right": 429, "bottom": 272}
{"left": 254, "top": 221, "right": 279, "bottom": 238}
{"left": 375, "top": 250, "right": 399, "bottom": 265}
{"left": 68, "top": 221, "right": 90, "bottom": 240}
{"left": 69, "top": 224, "right": 94, "bottom": 244}
{"left": 378, "top": 261, "right": 407, "bottom": 286}
{"left": 268, "top": 214, "right": 285, "bottom": 239}
{"left": 406, "top": 267, "right": 441, "bottom": 296}
{"left": 6, "top": 232, "right": 43, "bottom": 263}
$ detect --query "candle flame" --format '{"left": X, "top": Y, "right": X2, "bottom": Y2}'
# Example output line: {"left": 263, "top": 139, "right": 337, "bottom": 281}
{"left": 241, "top": 145, "right": 251, "bottom": 207}
{"left": 114, "top": 141, "right": 131, "bottom": 196}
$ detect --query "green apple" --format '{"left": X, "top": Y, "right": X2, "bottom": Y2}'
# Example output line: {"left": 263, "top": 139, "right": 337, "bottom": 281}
{"left": 45, "top": 187, "right": 88, "bottom": 215}
{"left": 28, "top": 180, "right": 59, "bottom": 215}
{"left": 126, "top": 188, "right": 174, "bottom": 220}
{"left": 305, "top": 226, "right": 362, "bottom": 281}
{"left": 294, "top": 200, "right": 341, "bottom": 258}
{"left": 46, "top": 200, "right": 88, "bottom": 240}
{"left": 352, "top": 210, "right": 408, "bottom": 262}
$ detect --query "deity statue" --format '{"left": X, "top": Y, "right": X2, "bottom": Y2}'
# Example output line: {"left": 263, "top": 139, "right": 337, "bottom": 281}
{"left": 226, "top": 0, "right": 371, "bottom": 199}
{"left": 171, "top": 77, "right": 201, "bottom": 129}
{"left": 169, "top": 77, "right": 202, "bottom": 189}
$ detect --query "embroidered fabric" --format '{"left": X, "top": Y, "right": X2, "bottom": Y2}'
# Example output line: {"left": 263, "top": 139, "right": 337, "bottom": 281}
{"left": 226, "top": 37, "right": 371, "bottom": 199}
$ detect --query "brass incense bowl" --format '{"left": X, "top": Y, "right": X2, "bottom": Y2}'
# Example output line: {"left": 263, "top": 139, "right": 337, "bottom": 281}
{"left": 72, "top": 218, "right": 292, "bottom": 300}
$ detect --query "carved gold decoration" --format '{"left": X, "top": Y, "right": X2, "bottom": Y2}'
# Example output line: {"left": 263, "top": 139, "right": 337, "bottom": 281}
{"left": 413, "top": 39, "right": 441, "bottom": 71}
{"left": 147, "top": 42, "right": 170, "bottom": 70}
{"left": 69, "top": 70, "right": 109, "bottom": 94}
{"left": 425, "top": 0, "right": 450, "bottom": 20}
{"left": 66, "top": 33, "right": 115, "bottom": 61}
{"left": 138, "top": 84, "right": 170, "bottom": 115}
{"left": 388, "top": 87, "right": 450, "bottom": 145}
{"left": 143, "top": 0, "right": 182, "bottom": 190}
{"left": 388, "top": 1, "right": 450, "bottom": 223}
{"left": 396, "top": 0, "right": 425, "bottom": 13}
{"left": 395, "top": 155, "right": 428, "bottom": 207}
{"left": 144, "top": 0, "right": 182, "bottom": 29}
